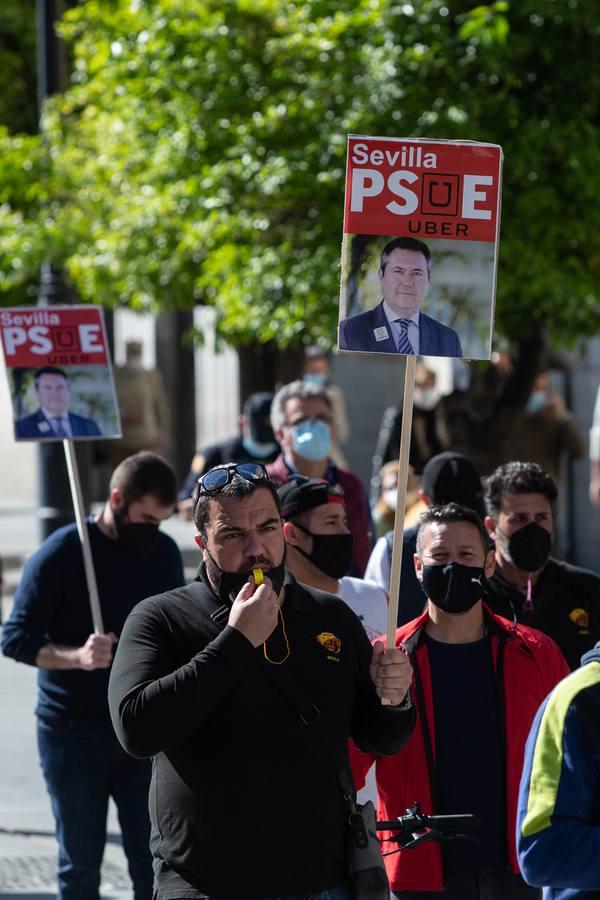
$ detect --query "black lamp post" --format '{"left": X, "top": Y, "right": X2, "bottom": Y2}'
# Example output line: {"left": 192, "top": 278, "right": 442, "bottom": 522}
{"left": 35, "top": 1, "right": 75, "bottom": 539}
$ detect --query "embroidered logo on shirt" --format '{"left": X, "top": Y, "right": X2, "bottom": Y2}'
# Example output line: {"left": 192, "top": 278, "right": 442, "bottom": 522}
{"left": 316, "top": 632, "right": 342, "bottom": 656}
{"left": 373, "top": 326, "right": 389, "bottom": 342}
{"left": 569, "top": 608, "right": 589, "bottom": 633}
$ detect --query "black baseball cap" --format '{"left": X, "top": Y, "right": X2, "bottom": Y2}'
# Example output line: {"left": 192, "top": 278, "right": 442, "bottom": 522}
{"left": 277, "top": 476, "right": 344, "bottom": 519}
{"left": 422, "top": 452, "right": 484, "bottom": 518}
{"left": 243, "top": 392, "right": 276, "bottom": 444}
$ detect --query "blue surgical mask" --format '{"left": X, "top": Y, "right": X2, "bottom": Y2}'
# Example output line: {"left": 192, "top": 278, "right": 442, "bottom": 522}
{"left": 303, "top": 373, "right": 329, "bottom": 388}
{"left": 241, "top": 436, "right": 279, "bottom": 459}
{"left": 291, "top": 419, "right": 331, "bottom": 462}
{"left": 527, "top": 391, "right": 547, "bottom": 414}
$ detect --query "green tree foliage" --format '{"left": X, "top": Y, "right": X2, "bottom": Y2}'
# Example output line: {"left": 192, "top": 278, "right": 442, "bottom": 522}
{"left": 0, "top": 0, "right": 598, "bottom": 348}
{"left": 0, "top": 0, "right": 38, "bottom": 135}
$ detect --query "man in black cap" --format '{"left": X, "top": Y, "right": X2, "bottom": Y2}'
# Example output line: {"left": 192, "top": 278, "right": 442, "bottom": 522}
{"left": 279, "top": 477, "right": 388, "bottom": 640}
{"left": 178, "top": 392, "right": 280, "bottom": 519}
{"left": 365, "top": 451, "right": 485, "bottom": 624}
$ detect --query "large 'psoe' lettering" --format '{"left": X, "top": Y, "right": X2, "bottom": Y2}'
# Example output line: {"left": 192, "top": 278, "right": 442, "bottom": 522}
{"left": 2, "top": 324, "right": 104, "bottom": 356}
{"left": 350, "top": 169, "right": 494, "bottom": 220}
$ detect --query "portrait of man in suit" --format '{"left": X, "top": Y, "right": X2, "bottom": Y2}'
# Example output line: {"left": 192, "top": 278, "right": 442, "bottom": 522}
{"left": 15, "top": 366, "right": 102, "bottom": 439}
{"left": 338, "top": 236, "right": 463, "bottom": 358}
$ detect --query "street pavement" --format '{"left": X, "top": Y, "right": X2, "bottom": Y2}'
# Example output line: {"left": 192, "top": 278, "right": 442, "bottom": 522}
{"left": 0, "top": 504, "right": 200, "bottom": 898}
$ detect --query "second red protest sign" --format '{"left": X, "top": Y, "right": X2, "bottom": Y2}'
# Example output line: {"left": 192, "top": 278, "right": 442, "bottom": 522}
{"left": 338, "top": 136, "right": 503, "bottom": 361}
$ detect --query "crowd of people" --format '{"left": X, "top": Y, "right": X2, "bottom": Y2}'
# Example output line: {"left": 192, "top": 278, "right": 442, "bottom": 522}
{"left": 2, "top": 356, "right": 600, "bottom": 900}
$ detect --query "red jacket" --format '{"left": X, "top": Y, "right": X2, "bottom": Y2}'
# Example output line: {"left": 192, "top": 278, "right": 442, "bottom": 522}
{"left": 350, "top": 607, "right": 569, "bottom": 893}
{"left": 267, "top": 453, "right": 371, "bottom": 576}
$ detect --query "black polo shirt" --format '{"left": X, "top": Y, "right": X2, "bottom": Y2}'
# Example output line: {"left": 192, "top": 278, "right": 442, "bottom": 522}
{"left": 485, "top": 558, "right": 600, "bottom": 670}
{"left": 108, "top": 570, "right": 415, "bottom": 899}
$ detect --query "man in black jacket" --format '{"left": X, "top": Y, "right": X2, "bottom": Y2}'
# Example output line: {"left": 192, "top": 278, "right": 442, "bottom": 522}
{"left": 484, "top": 461, "right": 600, "bottom": 670}
{"left": 108, "top": 462, "right": 415, "bottom": 900}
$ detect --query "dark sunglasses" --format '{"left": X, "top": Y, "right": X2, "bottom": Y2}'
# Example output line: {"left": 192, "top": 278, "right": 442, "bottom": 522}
{"left": 197, "top": 462, "right": 269, "bottom": 494}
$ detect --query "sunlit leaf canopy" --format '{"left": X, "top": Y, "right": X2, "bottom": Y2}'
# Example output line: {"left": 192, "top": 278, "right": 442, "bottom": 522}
{"left": 0, "top": 0, "right": 598, "bottom": 348}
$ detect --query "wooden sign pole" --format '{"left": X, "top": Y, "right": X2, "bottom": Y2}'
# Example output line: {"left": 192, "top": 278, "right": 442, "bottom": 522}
{"left": 63, "top": 439, "right": 105, "bottom": 634}
{"left": 381, "top": 355, "right": 416, "bottom": 700}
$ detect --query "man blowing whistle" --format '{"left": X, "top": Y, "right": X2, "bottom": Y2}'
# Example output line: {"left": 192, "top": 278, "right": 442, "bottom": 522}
{"left": 108, "top": 462, "right": 415, "bottom": 900}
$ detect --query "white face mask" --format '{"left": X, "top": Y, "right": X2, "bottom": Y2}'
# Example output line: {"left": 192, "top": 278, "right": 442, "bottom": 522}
{"left": 415, "top": 387, "right": 438, "bottom": 411}
{"left": 382, "top": 489, "right": 397, "bottom": 511}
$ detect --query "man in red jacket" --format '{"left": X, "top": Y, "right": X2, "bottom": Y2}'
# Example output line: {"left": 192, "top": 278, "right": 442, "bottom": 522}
{"left": 268, "top": 379, "right": 372, "bottom": 575}
{"left": 351, "top": 503, "right": 568, "bottom": 899}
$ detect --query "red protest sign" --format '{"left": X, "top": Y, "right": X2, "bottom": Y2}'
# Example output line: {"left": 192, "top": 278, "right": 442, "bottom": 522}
{"left": 338, "top": 136, "right": 503, "bottom": 361}
{"left": 0, "top": 306, "right": 109, "bottom": 367}
{"left": 344, "top": 137, "right": 501, "bottom": 242}
{"left": 0, "top": 306, "right": 121, "bottom": 442}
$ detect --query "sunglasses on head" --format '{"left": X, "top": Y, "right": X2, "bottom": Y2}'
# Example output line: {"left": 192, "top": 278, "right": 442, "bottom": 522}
{"left": 197, "top": 462, "right": 269, "bottom": 495}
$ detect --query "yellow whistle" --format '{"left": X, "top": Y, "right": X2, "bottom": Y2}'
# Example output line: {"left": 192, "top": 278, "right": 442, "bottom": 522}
{"left": 252, "top": 567, "right": 264, "bottom": 586}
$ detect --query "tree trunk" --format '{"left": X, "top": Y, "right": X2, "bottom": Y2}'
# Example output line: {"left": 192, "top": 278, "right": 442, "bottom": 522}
{"left": 155, "top": 310, "right": 196, "bottom": 482}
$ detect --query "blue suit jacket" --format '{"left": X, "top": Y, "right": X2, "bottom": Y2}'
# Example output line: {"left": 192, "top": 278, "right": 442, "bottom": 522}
{"left": 339, "top": 301, "right": 463, "bottom": 357}
{"left": 15, "top": 409, "right": 102, "bottom": 439}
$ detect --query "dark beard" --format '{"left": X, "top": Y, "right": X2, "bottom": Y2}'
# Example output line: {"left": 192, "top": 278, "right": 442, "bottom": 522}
{"left": 204, "top": 549, "right": 286, "bottom": 604}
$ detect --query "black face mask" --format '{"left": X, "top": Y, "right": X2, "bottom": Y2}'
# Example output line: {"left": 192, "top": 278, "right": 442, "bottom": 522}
{"left": 421, "top": 562, "right": 486, "bottom": 614}
{"left": 113, "top": 506, "right": 159, "bottom": 557}
{"left": 506, "top": 522, "right": 552, "bottom": 572}
{"left": 294, "top": 526, "right": 354, "bottom": 580}
{"left": 205, "top": 550, "right": 286, "bottom": 605}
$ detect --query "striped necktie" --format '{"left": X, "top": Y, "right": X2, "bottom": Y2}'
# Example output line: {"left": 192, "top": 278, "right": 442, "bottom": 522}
{"left": 394, "top": 319, "right": 414, "bottom": 355}
{"left": 52, "top": 416, "right": 68, "bottom": 436}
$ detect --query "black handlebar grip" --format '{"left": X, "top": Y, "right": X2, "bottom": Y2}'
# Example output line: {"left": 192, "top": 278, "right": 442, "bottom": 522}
{"left": 377, "top": 814, "right": 479, "bottom": 832}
